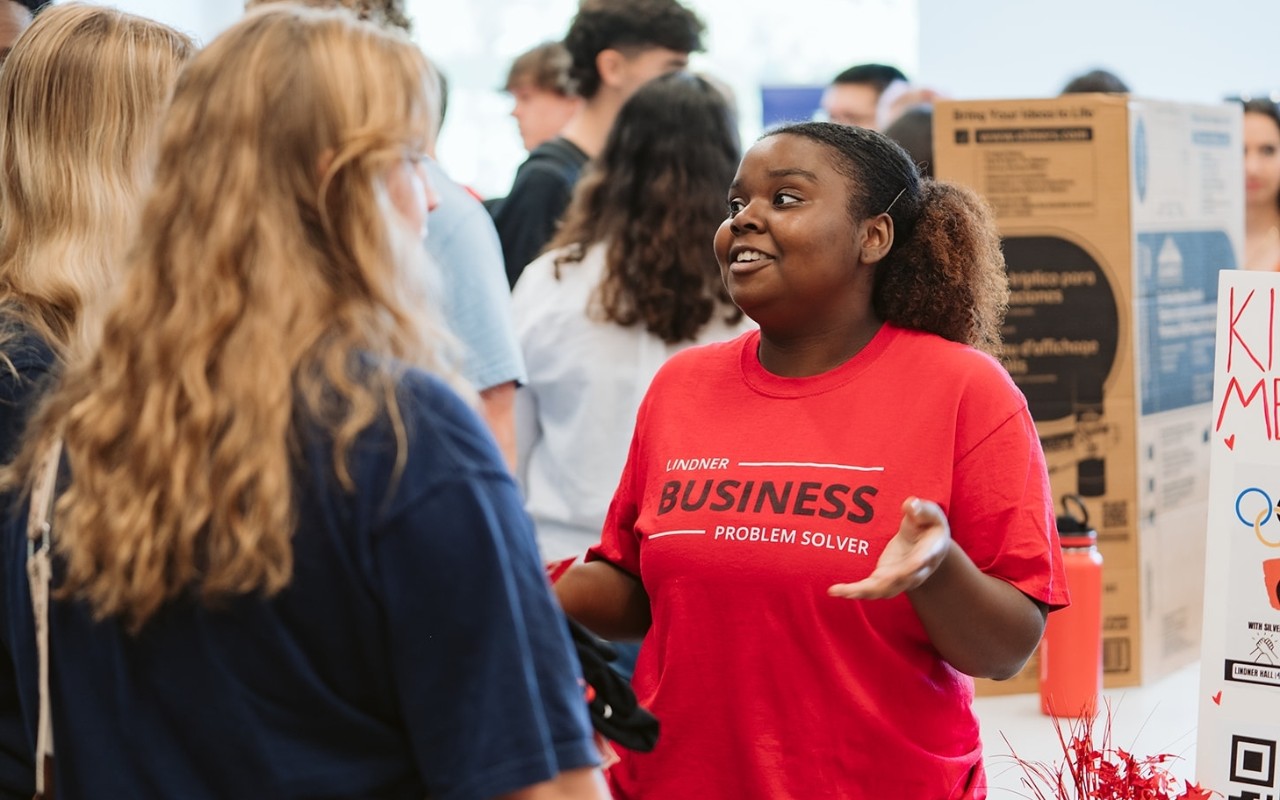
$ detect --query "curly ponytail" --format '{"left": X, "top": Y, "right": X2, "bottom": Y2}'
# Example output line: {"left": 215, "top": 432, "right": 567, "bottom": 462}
{"left": 873, "top": 181, "right": 1007, "bottom": 356}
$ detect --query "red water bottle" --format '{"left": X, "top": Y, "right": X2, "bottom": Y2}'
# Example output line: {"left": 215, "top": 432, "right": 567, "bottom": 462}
{"left": 1039, "top": 495, "right": 1103, "bottom": 718}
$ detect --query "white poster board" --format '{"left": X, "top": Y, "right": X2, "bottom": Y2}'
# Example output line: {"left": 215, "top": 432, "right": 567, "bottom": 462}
{"left": 1198, "top": 269, "right": 1280, "bottom": 796}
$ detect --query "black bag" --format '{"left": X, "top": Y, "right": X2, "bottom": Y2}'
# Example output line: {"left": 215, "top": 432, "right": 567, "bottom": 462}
{"left": 565, "top": 618, "right": 659, "bottom": 753}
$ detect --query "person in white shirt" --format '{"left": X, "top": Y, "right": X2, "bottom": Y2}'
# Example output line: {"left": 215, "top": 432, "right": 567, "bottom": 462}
{"left": 513, "top": 71, "right": 752, "bottom": 564}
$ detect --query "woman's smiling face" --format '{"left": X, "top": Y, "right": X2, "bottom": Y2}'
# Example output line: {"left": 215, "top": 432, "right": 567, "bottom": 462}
{"left": 714, "top": 133, "right": 873, "bottom": 332}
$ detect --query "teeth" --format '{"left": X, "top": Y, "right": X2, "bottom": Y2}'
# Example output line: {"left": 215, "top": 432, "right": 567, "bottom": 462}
{"left": 736, "top": 250, "right": 766, "bottom": 262}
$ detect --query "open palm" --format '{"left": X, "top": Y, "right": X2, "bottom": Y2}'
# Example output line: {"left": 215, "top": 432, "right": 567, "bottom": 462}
{"left": 828, "top": 497, "right": 951, "bottom": 600}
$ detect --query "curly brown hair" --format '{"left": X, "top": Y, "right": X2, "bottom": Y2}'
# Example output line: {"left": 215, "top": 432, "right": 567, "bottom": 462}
{"left": 767, "top": 122, "right": 1008, "bottom": 356}
{"left": 546, "top": 72, "right": 742, "bottom": 344}
{"left": 245, "top": 0, "right": 412, "bottom": 33}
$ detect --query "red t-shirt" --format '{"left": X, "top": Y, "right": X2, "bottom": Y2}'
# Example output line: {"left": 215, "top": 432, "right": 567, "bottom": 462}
{"left": 589, "top": 324, "right": 1068, "bottom": 800}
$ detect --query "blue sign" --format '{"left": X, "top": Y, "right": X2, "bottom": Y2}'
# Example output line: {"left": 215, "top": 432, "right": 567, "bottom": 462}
{"left": 761, "top": 85, "right": 826, "bottom": 128}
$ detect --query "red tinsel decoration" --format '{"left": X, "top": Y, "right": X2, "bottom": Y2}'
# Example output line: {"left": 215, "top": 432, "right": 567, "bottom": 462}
{"left": 1001, "top": 703, "right": 1217, "bottom": 799}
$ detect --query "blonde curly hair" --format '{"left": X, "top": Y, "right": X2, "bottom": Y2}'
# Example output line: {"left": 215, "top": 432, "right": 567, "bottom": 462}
{"left": 15, "top": 5, "right": 450, "bottom": 631}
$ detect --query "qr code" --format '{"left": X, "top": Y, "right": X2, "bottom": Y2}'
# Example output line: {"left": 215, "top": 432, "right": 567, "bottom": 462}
{"left": 1102, "top": 500, "right": 1128, "bottom": 529}
{"left": 1228, "top": 735, "right": 1278, "bottom": 799}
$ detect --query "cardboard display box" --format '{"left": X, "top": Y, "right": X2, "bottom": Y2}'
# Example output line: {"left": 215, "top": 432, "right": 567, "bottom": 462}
{"left": 933, "top": 95, "right": 1242, "bottom": 692}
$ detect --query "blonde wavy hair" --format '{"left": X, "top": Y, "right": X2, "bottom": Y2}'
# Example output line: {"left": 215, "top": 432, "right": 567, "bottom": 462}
{"left": 0, "top": 3, "right": 194, "bottom": 363}
{"left": 16, "top": 5, "right": 452, "bottom": 631}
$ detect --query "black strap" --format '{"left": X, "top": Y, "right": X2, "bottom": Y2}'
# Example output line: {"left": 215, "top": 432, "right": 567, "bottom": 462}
{"left": 565, "top": 618, "right": 659, "bottom": 753}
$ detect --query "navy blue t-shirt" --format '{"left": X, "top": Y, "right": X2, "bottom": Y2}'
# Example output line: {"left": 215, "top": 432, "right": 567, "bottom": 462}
{"left": 0, "top": 325, "right": 56, "bottom": 798}
{"left": 5, "top": 368, "right": 596, "bottom": 799}
{"left": 0, "top": 325, "right": 56, "bottom": 464}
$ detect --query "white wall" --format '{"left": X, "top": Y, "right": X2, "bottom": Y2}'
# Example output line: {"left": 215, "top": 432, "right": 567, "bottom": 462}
{"left": 51, "top": 0, "right": 1280, "bottom": 192}
{"left": 410, "top": 0, "right": 919, "bottom": 195}
{"left": 917, "top": 0, "right": 1280, "bottom": 104}
{"left": 73, "top": 0, "right": 1280, "bottom": 105}
{"left": 81, "top": 0, "right": 240, "bottom": 44}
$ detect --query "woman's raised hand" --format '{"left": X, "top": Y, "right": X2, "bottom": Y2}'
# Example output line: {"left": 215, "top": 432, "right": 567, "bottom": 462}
{"left": 828, "top": 497, "right": 951, "bottom": 600}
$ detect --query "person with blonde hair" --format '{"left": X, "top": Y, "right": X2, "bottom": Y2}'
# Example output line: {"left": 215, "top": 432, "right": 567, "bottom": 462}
{"left": 249, "top": 0, "right": 529, "bottom": 473}
{"left": 3, "top": 6, "right": 602, "bottom": 798}
{"left": 0, "top": 8, "right": 192, "bottom": 793}
{"left": 0, "top": 2, "right": 194, "bottom": 458}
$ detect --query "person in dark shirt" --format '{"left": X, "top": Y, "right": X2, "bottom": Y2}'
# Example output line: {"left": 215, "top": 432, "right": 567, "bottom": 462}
{"left": 821, "top": 62, "right": 907, "bottom": 130}
{"left": 3, "top": 6, "right": 603, "bottom": 799}
{"left": 503, "top": 41, "right": 581, "bottom": 155}
{"left": 0, "top": 8, "right": 194, "bottom": 797}
{"left": 0, "top": 4, "right": 192, "bottom": 454}
{"left": 1060, "top": 67, "right": 1130, "bottom": 94}
{"left": 884, "top": 104, "right": 935, "bottom": 178}
{"left": 492, "top": 0, "right": 705, "bottom": 288}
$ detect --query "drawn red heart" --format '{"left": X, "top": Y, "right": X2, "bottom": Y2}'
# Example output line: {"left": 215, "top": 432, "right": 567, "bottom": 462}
{"left": 1225, "top": 435, "right": 1236, "bottom": 451}
{"left": 1212, "top": 690, "right": 1222, "bottom": 705}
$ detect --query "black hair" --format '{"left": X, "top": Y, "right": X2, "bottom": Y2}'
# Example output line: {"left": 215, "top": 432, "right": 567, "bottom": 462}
{"left": 830, "top": 63, "right": 907, "bottom": 95}
{"left": 435, "top": 67, "right": 448, "bottom": 130}
{"left": 1060, "top": 68, "right": 1130, "bottom": 94}
{"left": 1241, "top": 97, "right": 1280, "bottom": 128}
{"left": 765, "top": 121, "right": 1008, "bottom": 355}
{"left": 562, "top": 0, "right": 705, "bottom": 100}
{"left": 548, "top": 72, "right": 742, "bottom": 343}
{"left": 13, "top": 0, "right": 48, "bottom": 13}
{"left": 883, "top": 105, "right": 934, "bottom": 178}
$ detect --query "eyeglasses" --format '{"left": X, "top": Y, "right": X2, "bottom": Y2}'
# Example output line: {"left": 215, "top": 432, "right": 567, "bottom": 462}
{"left": 402, "top": 150, "right": 430, "bottom": 166}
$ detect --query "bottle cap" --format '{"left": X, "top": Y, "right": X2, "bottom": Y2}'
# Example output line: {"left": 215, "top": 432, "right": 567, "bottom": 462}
{"left": 1056, "top": 494, "right": 1099, "bottom": 549}
{"left": 1059, "top": 529, "right": 1097, "bottom": 549}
